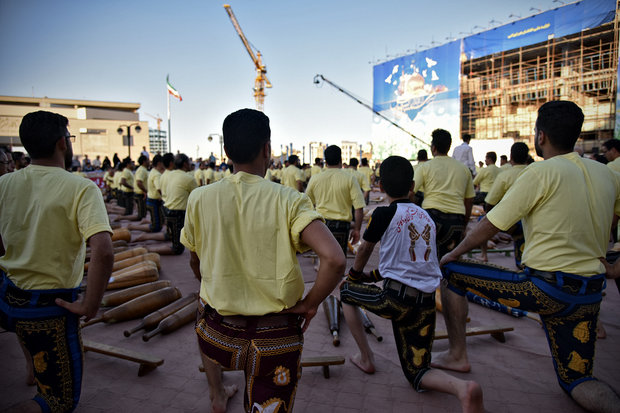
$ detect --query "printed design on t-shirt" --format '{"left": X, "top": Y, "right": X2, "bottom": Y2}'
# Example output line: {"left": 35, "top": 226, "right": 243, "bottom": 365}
{"left": 421, "top": 224, "right": 432, "bottom": 261}
{"left": 408, "top": 223, "right": 420, "bottom": 261}
{"left": 252, "top": 398, "right": 284, "bottom": 413}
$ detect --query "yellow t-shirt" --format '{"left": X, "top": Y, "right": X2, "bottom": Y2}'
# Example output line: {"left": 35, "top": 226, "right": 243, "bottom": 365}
{"left": 158, "top": 169, "right": 172, "bottom": 203}
{"left": 500, "top": 163, "right": 512, "bottom": 171}
{"left": 120, "top": 168, "right": 134, "bottom": 193}
{"left": 0, "top": 165, "right": 112, "bottom": 289}
{"left": 280, "top": 165, "right": 303, "bottom": 190}
{"left": 484, "top": 165, "right": 527, "bottom": 206}
{"left": 414, "top": 156, "right": 475, "bottom": 215}
{"left": 358, "top": 166, "right": 373, "bottom": 183}
{"left": 264, "top": 168, "right": 274, "bottom": 181}
{"left": 163, "top": 170, "right": 198, "bottom": 210}
{"left": 194, "top": 169, "right": 203, "bottom": 186}
{"left": 214, "top": 170, "right": 224, "bottom": 182}
{"left": 473, "top": 164, "right": 501, "bottom": 192}
{"left": 103, "top": 171, "right": 113, "bottom": 187}
{"left": 351, "top": 169, "right": 371, "bottom": 192}
{"left": 607, "top": 157, "right": 620, "bottom": 174}
{"left": 180, "top": 171, "right": 323, "bottom": 316}
{"left": 134, "top": 165, "right": 149, "bottom": 195}
{"left": 147, "top": 168, "right": 162, "bottom": 200}
{"left": 487, "top": 152, "right": 620, "bottom": 275}
{"left": 112, "top": 171, "right": 122, "bottom": 190}
{"left": 303, "top": 168, "right": 312, "bottom": 182}
{"left": 311, "top": 165, "right": 322, "bottom": 177}
{"left": 306, "top": 168, "right": 366, "bottom": 221}
{"left": 203, "top": 168, "right": 215, "bottom": 185}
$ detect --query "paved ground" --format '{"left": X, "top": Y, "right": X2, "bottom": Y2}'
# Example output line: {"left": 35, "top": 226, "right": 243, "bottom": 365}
{"left": 1, "top": 193, "right": 619, "bottom": 412}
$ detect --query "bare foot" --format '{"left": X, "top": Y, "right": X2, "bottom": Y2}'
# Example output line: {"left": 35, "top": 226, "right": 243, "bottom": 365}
{"left": 459, "top": 380, "right": 484, "bottom": 413}
{"left": 431, "top": 350, "right": 471, "bottom": 373}
{"left": 350, "top": 353, "right": 375, "bottom": 374}
{"left": 475, "top": 254, "right": 488, "bottom": 263}
{"left": 211, "top": 384, "right": 238, "bottom": 413}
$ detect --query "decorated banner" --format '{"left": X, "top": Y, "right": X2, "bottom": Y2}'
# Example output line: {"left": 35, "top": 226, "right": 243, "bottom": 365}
{"left": 372, "top": 40, "right": 461, "bottom": 160}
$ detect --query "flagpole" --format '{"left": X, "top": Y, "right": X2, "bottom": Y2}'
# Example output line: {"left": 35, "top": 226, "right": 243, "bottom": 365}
{"left": 167, "top": 88, "right": 171, "bottom": 153}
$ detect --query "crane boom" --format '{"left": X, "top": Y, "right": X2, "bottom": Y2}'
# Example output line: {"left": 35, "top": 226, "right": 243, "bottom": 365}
{"left": 223, "top": 4, "right": 271, "bottom": 111}
{"left": 313, "top": 74, "right": 429, "bottom": 147}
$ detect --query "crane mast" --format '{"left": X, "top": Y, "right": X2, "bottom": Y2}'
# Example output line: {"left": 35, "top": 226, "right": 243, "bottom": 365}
{"left": 223, "top": 4, "right": 271, "bottom": 112}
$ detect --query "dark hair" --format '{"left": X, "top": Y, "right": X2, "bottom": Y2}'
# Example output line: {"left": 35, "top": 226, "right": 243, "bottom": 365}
{"left": 602, "top": 139, "right": 620, "bottom": 153}
{"left": 500, "top": 155, "right": 508, "bottom": 162}
{"left": 162, "top": 152, "right": 175, "bottom": 168}
{"left": 19, "top": 111, "right": 69, "bottom": 159}
{"left": 315, "top": 157, "right": 321, "bottom": 164}
{"left": 222, "top": 109, "right": 270, "bottom": 163}
{"left": 536, "top": 101, "right": 584, "bottom": 152}
{"left": 380, "top": 156, "right": 413, "bottom": 198}
{"left": 324, "top": 145, "right": 341, "bottom": 166}
{"left": 417, "top": 149, "right": 428, "bottom": 161}
{"left": 349, "top": 158, "right": 359, "bottom": 167}
{"left": 151, "top": 154, "right": 163, "bottom": 167}
{"left": 511, "top": 143, "right": 529, "bottom": 164}
{"left": 486, "top": 152, "right": 497, "bottom": 163}
{"left": 174, "top": 153, "right": 189, "bottom": 169}
{"left": 12, "top": 151, "right": 25, "bottom": 161}
{"left": 431, "top": 129, "right": 451, "bottom": 154}
{"left": 288, "top": 155, "right": 299, "bottom": 165}
{"left": 462, "top": 134, "right": 471, "bottom": 143}
{"left": 138, "top": 155, "right": 147, "bottom": 165}
{"left": 361, "top": 158, "right": 369, "bottom": 166}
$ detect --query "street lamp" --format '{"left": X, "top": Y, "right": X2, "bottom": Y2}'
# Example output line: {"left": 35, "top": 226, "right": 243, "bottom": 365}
{"left": 207, "top": 134, "right": 223, "bottom": 162}
{"left": 117, "top": 123, "right": 142, "bottom": 159}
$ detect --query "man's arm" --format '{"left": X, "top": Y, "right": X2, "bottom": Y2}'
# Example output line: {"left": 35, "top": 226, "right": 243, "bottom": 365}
{"left": 189, "top": 251, "right": 201, "bottom": 281}
{"left": 283, "top": 220, "right": 345, "bottom": 332}
{"left": 120, "top": 177, "right": 133, "bottom": 191}
{"left": 56, "top": 232, "right": 114, "bottom": 320}
{"left": 351, "top": 240, "right": 376, "bottom": 272}
{"left": 463, "top": 197, "right": 474, "bottom": 223}
{"left": 137, "top": 179, "right": 148, "bottom": 194}
{"left": 350, "top": 208, "right": 364, "bottom": 244}
{"left": 440, "top": 217, "right": 499, "bottom": 267}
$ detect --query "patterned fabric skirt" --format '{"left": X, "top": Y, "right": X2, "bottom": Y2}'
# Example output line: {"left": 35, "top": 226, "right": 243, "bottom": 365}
{"left": 196, "top": 303, "right": 303, "bottom": 413}
{"left": 424, "top": 209, "right": 465, "bottom": 259}
{"left": 164, "top": 208, "right": 185, "bottom": 255}
{"left": 0, "top": 271, "right": 82, "bottom": 412}
{"left": 325, "top": 219, "right": 351, "bottom": 256}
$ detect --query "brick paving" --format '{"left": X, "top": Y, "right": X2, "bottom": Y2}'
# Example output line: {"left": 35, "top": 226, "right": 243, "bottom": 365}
{"left": 1, "top": 194, "right": 619, "bottom": 412}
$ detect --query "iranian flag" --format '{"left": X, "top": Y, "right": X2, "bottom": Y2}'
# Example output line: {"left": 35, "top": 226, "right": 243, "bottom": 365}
{"left": 166, "top": 75, "right": 182, "bottom": 101}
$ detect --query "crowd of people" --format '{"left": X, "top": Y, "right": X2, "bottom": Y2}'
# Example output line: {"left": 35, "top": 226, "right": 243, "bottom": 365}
{"left": 1, "top": 101, "right": 619, "bottom": 413}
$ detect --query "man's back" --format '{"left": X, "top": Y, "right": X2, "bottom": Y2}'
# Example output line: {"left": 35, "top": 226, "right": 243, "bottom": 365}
{"left": 181, "top": 172, "right": 321, "bottom": 316}
{"left": 306, "top": 168, "right": 365, "bottom": 221}
{"left": 414, "top": 156, "right": 474, "bottom": 215}
{"left": 473, "top": 164, "right": 500, "bottom": 192}
{"left": 0, "top": 165, "right": 110, "bottom": 289}
{"left": 487, "top": 152, "right": 620, "bottom": 275}
{"left": 163, "top": 169, "right": 197, "bottom": 210}
{"left": 281, "top": 164, "right": 302, "bottom": 190}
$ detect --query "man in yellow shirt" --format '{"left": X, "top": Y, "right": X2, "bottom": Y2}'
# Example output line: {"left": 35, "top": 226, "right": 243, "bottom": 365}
{"left": 134, "top": 155, "right": 150, "bottom": 220}
{"left": 280, "top": 154, "right": 304, "bottom": 191}
{"left": 311, "top": 157, "right": 323, "bottom": 178}
{"left": 411, "top": 149, "right": 428, "bottom": 206}
{"left": 113, "top": 164, "right": 123, "bottom": 207}
{"left": 0, "top": 111, "right": 113, "bottom": 412}
{"left": 437, "top": 101, "right": 620, "bottom": 412}
{"left": 499, "top": 154, "right": 512, "bottom": 171}
{"left": 348, "top": 158, "right": 371, "bottom": 203}
{"left": 181, "top": 109, "right": 344, "bottom": 413}
{"left": 472, "top": 151, "right": 500, "bottom": 204}
{"left": 413, "top": 129, "right": 475, "bottom": 258}
{"left": 146, "top": 154, "right": 165, "bottom": 232}
{"left": 119, "top": 158, "right": 135, "bottom": 215}
{"left": 358, "top": 158, "right": 373, "bottom": 186}
{"left": 306, "top": 145, "right": 366, "bottom": 255}
{"left": 602, "top": 138, "right": 620, "bottom": 173}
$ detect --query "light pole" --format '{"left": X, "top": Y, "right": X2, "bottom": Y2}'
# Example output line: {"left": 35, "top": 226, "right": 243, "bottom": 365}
{"left": 207, "top": 134, "right": 223, "bottom": 162}
{"left": 117, "top": 123, "right": 142, "bottom": 159}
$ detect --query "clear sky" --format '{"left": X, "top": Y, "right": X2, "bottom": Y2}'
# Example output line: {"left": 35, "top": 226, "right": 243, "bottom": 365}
{"left": 0, "top": 0, "right": 559, "bottom": 161}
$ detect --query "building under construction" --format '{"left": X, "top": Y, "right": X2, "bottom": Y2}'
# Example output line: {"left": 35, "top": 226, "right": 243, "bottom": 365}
{"left": 372, "top": 0, "right": 618, "bottom": 159}
{"left": 461, "top": 6, "right": 618, "bottom": 152}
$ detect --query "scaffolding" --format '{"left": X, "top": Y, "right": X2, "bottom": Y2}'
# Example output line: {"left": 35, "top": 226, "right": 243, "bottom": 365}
{"left": 461, "top": 8, "right": 619, "bottom": 152}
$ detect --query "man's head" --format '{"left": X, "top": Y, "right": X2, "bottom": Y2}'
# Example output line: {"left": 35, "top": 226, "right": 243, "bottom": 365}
{"left": 137, "top": 155, "right": 149, "bottom": 167}
{"left": 174, "top": 153, "right": 190, "bottom": 171}
{"left": 314, "top": 157, "right": 322, "bottom": 166}
{"left": 288, "top": 155, "right": 299, "bottom": 166}
{"left": 123, "top": 157, "right": 134, "bottom": 170}
{"left": 324, "top": 145, "right": 342, "bottom": 166}
{"left": 602, "top": 139, "right": 620, "bottom": 162}
{"left": 430, "top": 129, "right": 451, "bottom": 155}
{"left": 500, "top": 155, "right": 508, "bottom": 165}
{"left": 223, "top": 109, "right": 270, "bottom": 164}
{"left": 462, "top": 134, "right": 472, "bottom": 143}
{"left": 417, "top": 149, "right": 428, "bottom": 162}
{"left": 485, "top": 152, "right": 497, "bottom": 165}
{"left": 380, "top": 156, "right": 413, "bottom": 198}
{"left": 162, "top": 152, "right": 175, "bottom": 169}
{"left": 535, "top": 101, "right": 584, "bottom": 156}
{"left": 349, "top": 158, "right": 359, "bottom": 168}
{"left": 12, "top": 151, "right": 27, "bottom": 169}
{"left": 361, "top": 158, "right": 369, "bottom": 167}
{"left": 151, "top": 154, "right": 163, "bottom": 169}
{"left": 19, "top": 111, "right": 71, "bottom": 166}
{"left": 510, "top": 142, "right": 530, "bottom": 165}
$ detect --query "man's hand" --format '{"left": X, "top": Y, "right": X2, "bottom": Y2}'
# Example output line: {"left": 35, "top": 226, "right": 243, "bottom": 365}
{"left": 600, "top": 257, "right": 620, "bottom": 279}
{"left": 439, "top": 250, "right": 459, "bottom": 267}
{"left": 349, "top": 229, "right": 360, "bottom": 245}
{"left": 281, "top": 298, "right": 317, "bottom": 333}
{"left": 55, "top": 297, "right": 98, "bottom": 321}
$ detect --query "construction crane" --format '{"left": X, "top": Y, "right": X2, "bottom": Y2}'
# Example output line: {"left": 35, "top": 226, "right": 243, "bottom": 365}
{"left": 224, "top": 4, "right": 272, "bottom": 112}
{"left": 145, "top": 113, "right": 163, "bottom": 131}
{"left": 313, "top": 74, "right": 429, "bottom": 147}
